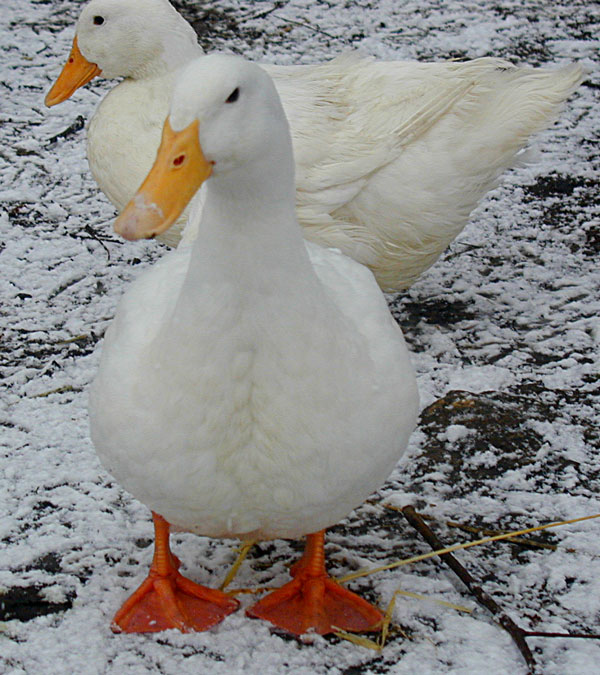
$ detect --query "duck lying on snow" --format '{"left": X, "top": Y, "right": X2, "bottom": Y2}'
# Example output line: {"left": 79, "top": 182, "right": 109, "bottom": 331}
{"left": 88, "top": 53, "right": 419, "bottom": 635}
{"left": 45, "top": 0, "right": 583, "bottom": 291}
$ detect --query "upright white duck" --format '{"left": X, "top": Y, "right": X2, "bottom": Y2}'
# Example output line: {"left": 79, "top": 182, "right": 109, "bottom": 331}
{"left": 88, "top": 53, "right": 419, "bottom": 636}
{"left": 46, "top": 0, "right": 583, "bottom": 290}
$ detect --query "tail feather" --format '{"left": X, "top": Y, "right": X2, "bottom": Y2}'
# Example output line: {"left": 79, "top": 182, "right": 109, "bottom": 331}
{"left": 460, "top": 63, "right": 584, "bottom": 160}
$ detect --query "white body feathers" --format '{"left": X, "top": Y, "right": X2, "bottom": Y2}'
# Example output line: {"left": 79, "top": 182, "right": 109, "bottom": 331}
{"left": 89, "top": 55, "right": 419, "bottom": 541}
{"left": 75, "top": 0, "right": 583, "bottom": 290}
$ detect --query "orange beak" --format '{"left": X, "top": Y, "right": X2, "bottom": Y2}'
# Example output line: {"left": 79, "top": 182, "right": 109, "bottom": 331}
{"left": 114, "top": 119, "right": 212, "bottom": 241}
{"left": 45, "top": 36, "right": 102, "bottom": 106}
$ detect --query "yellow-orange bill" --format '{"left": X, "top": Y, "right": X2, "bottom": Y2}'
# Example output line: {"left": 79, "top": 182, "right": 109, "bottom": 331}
{"left": 114, "top": 119, "right": 212, "bottom": 241}
{"left": 45, "top": 36, "right": 102, "bottom": 106}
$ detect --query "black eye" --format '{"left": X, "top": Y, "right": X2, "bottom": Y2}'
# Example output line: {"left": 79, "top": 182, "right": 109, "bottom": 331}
{"left": 225, "top": 87, "right": 239, "bottom": 104}
{"left": 93, "top": 15, "right": 105, "bottom": 25}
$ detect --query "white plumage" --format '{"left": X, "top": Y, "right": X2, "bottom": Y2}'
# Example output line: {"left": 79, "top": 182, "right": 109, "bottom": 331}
{"left": 47, "top": 0, "right": 583, "bottom": 290}
{"left": 88, "top": 54, "right": 419, "bottom": 542}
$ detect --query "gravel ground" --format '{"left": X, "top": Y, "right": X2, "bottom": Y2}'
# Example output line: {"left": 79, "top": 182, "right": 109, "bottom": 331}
{"left": 1, "top": 1, "right": 599, "bottom": 673}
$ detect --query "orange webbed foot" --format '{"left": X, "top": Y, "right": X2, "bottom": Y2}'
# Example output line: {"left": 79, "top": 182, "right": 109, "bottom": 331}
{"left": 112, "top": 512, "right": 239, "bottom": 634}
{"left": 113, "top": 567, "right": 239, "bottom": 633}
{"left": 247, "top": 572, "right": 383, "bottom": 635}
{"left": 247, "top": 531, "right": 383, "bottom": 635}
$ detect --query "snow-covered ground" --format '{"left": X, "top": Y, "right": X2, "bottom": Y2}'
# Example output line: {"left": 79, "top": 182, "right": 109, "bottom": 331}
{"left": 1, "top": 1, "right": 599, "bottom": 673}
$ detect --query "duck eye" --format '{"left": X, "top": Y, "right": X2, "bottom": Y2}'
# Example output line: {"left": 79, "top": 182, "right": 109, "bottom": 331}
{"left": 93, "top": 15, "right": 105, "bottom": 25}
{"left": 173, "top": 154, "right": 185, "bottom": 167}
{"left": 225, "top": 87, "right": 239, "bottom": 104}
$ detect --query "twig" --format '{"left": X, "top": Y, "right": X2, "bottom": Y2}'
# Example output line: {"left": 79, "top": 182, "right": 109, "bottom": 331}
{"left": 81, "top": 224, "right": 112, "bottom": 259}
{"left": 271, "top": 14, "right": 345, "bottom": 42}
{"left": 526, "top": 631, "right": 600, "bottom": 639}
{"left": 47, "top": 275, "right": 86, "bottom": 301}
{"left": 443, "top": 242, "right": 486, "bottom": 261}
{"left": 401, "top": 505, "right": 538, "bottom": 674}
{"left": 240, "top": 1, "right": 287, "bottom": 21}
{"left": 45, "top": 116, "right": 85, "bottom": 146}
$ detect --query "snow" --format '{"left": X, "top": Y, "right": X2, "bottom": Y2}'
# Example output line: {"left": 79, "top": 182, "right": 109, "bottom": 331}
{"left": 1, "top": 0, "right": 599, "bottom": 673}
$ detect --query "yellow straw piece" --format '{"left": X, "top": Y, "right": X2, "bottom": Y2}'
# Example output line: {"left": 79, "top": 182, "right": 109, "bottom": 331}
{"left": 339, "top": 513, "right": 600, "bottom": 584}
{"left": 333, "top": 629, "right": 382, "bottom": 651}
{"left": 56, "top": 334, "right": 88, "bottom": 344}
{"left": 391, "top": 588, "right": 473, "bottom": 614}
{"left": 32, "top": 385, "right": 75, "bottom": 398}
{"left": 219, "top": 539, "right": 256, "bottom": 590}
{"left": 227, "top": 585, "right": 276, "bottom": 596}
{"left": 376, "top": 588, "right": 466, "bottom": 650}
{"left": 379, "top": 592, "right": 397, "bottom": 649}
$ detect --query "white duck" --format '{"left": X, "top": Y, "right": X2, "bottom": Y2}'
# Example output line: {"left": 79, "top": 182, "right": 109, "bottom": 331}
{"left": 46, "top": 0, "right": 582, "bottom": 291}
{"left": 88, "top": 54, "right": 419, "bottom": 636}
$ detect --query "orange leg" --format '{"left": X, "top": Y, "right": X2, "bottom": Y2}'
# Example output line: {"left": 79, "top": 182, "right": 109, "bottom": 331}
{"left": 246, "top": 530, "right": 383, "bottom": 635}
{"left": 112, "top": 512, "right": 239, "bottom": 633}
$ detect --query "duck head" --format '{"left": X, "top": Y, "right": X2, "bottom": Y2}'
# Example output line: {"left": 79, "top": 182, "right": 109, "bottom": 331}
{"left": 45, "top": 0, "right": 199, "bottom": 106}
{"left": 114, "top": 54, "right": 294, "bottom": 241}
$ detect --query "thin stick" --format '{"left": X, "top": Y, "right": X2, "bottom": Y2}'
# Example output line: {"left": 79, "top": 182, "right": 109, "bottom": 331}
{"left": 45, "top": 115, "right": 85, "bottom": 145}
{"left": 401, "top": 505, "right": 537, "bottom": 673}
{"left": 526, "top": 631, "right": 600, "bottom": 639}
{"left": 240, "top": 0, "right": 286, "bottom": 21}
{"left": 82, "top": 224, "right": 112, "bottom": 259}
{"left": 271, "top": 14, "right": 344, "bottom": 41}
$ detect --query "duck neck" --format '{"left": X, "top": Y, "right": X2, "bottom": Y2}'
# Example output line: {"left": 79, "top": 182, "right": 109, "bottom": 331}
{"left": 181, "top": 152, "right": 321, "bottom": 312}
{"left": 131, "top": 15, "right": 202, "bottom": 79}
{"left": 155, "top": 35, "right": 202, "bottom": 77}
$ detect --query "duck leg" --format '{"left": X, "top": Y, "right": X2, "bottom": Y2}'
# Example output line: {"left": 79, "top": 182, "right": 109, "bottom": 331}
{"left": 112, "top": 512, "right": 239, "bottom": 633}
{"left": 247, "top": 530, "right": 383, "bottom": 635}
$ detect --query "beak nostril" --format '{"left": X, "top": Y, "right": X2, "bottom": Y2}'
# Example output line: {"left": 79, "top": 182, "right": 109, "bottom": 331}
{"left": 173, "top": 155, "right": 185, "bottom": 167}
